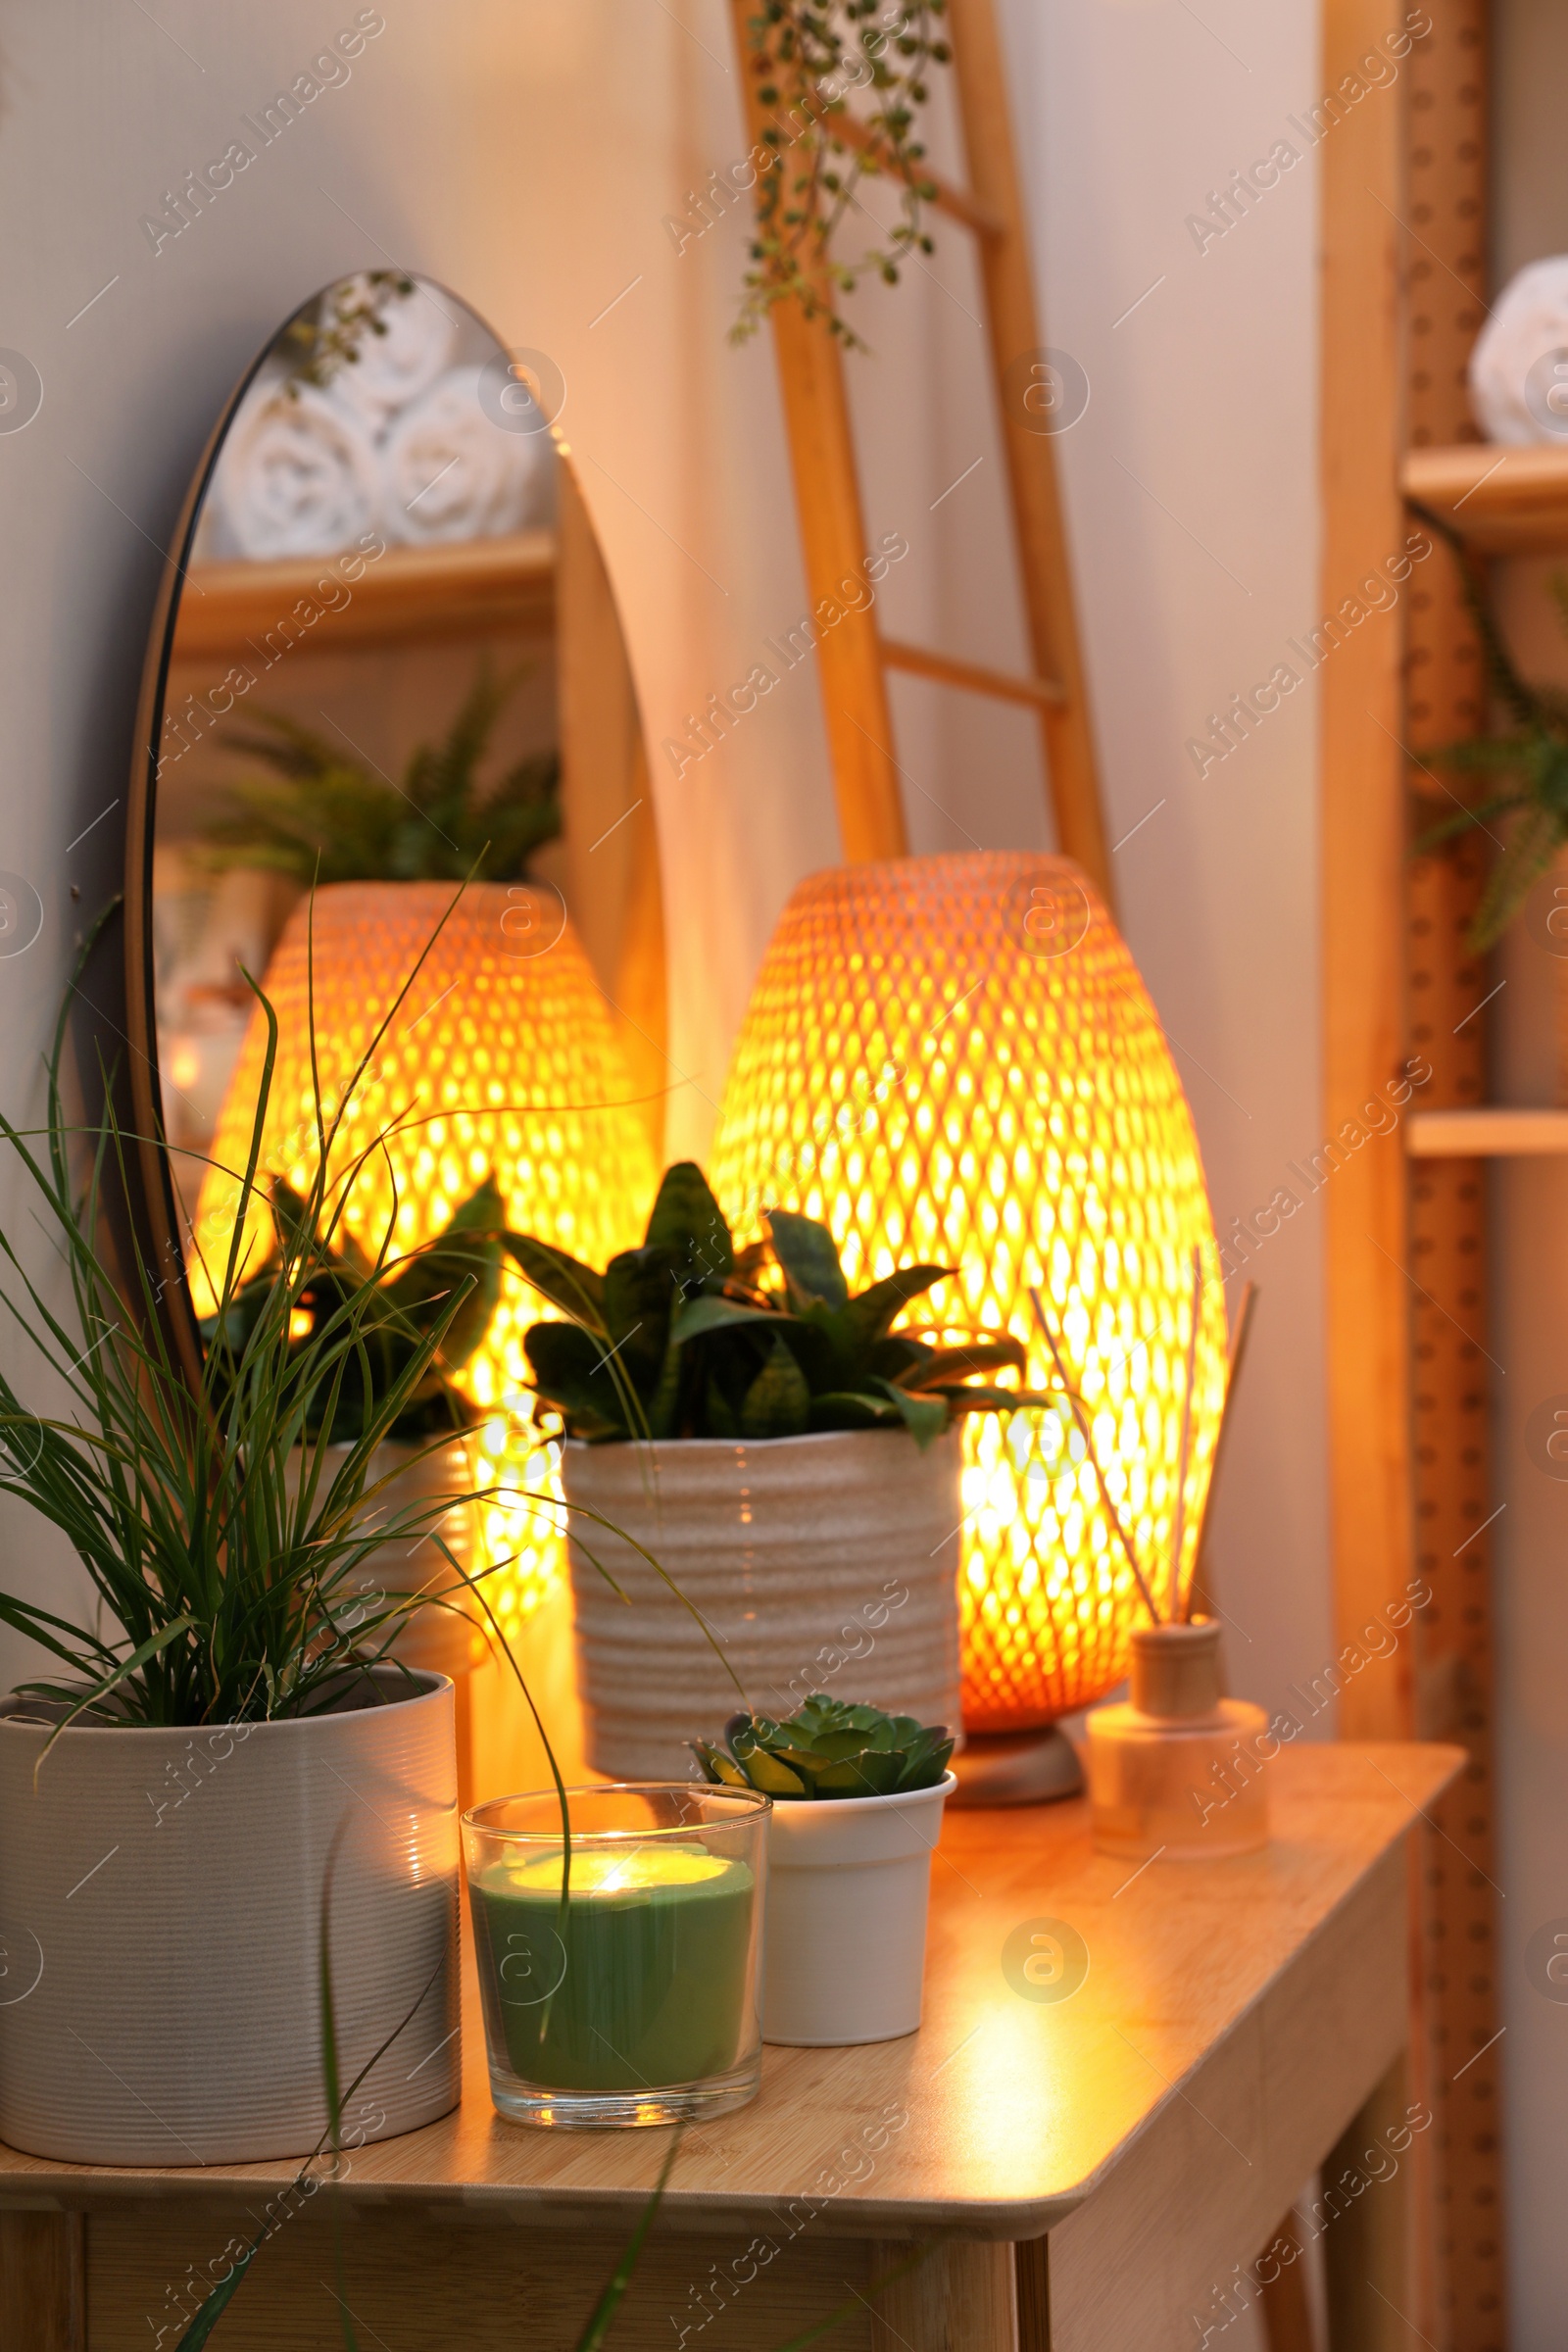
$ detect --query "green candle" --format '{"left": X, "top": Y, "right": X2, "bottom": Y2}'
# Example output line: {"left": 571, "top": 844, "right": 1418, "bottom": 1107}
{"left": 472, "top": 1843, "right": 758, "bottom": 2093}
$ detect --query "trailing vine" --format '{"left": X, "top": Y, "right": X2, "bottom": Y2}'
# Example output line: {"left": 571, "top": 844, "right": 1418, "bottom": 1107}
{"left": 277, "top": 270, "right": 416, "bottom": 398}
{"left": 734, "top": 1, "right": 952, "bottom": 350}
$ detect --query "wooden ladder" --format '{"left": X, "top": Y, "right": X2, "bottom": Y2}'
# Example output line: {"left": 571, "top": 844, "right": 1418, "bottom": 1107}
{"left": 727, "top": 0, "right": 1114, "bottom": 906}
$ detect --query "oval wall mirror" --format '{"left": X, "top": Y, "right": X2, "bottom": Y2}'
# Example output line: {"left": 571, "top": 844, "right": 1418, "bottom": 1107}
{"left": 126, "top": 273, "right": 666, "bottom": 1558}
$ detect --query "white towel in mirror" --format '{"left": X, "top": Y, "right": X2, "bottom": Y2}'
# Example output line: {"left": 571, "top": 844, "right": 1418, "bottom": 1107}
{"left": 1470, "top": 257, "right": 1568, "bottom": 444}
{"left": 380, "top": 367, "right": 544, "bottom": 544}
{"left": 325, "top": 275, "right": 459, "bottom": 431}
{"left": 211, "top": 383, "right": 383, "bottom": 560}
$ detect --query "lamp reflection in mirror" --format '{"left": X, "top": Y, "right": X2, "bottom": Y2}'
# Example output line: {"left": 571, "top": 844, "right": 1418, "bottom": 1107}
{"left": 710, "top": 852, "right": 1225, "bottom": 1732}
{"left": 190, "top": 879, "right": 657, "bottom": 1639}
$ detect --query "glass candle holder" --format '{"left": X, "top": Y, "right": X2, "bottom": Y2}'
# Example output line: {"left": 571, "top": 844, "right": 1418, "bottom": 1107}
{"left": 464, "top": 1783, "right": 768, "bottom": 2129}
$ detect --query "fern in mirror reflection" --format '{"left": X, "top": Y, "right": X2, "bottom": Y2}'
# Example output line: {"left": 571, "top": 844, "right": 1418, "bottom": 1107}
{"left": 196, "top": 659, "right": 561, "bottom": 886}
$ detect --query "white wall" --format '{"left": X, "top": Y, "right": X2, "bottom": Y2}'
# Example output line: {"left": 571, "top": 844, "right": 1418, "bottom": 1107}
{"left": 0, "top": 0, "right": 1326, "bottom": 1920}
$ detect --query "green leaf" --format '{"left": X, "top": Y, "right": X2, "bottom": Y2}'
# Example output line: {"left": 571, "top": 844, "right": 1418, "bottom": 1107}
{"left": 572, "top": 2131, "right": 684, "bottom": 2352}
{"left": 739, "top": 1333, "right": 811, "bottom": 1438}
{"left": 503, "top": 1233, "right": 609, "bottom": 1328}
{"left": 738, "top": 1745, "right": 808, "bottom": 1797}
{"left": 380, "top": 1179, "right": 504, "bottom": 1372}
{"left": 843, "top": 1264, "right": 956, "bottom": 1348}
{"left": 602, "top": 1246, "right": 681, "bottom": 1394}
{"left": 524, "top": 1322, "right": 629, "bottom": 1440}
{"left": 806, "top": 1389, "right": 898, "bottom": 1433}
{"left": 766, "top": 1209, "right": 849, "bottom": 1308}
{"left": 668, "top": 1293, "right": 793, "bottom": 1347}
{"left": 897, "top": 1337, "right": 1027, "bottom": 1389}
{"left": 860, "top": 1376, "right": 949, "bottom": 1449}
{"left": 643, "top": 1161, "right": 733, "bottom": 1277}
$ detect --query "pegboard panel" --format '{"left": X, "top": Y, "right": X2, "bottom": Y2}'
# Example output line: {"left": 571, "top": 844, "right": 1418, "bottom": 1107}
{"left": 1401, "top": 4, "right": 1507, "bottom": 2345}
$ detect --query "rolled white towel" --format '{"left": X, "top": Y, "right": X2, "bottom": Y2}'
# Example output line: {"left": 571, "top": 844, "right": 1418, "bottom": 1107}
{"left": 379, "top": 366, "right": 544, "bottom": 544}
{"left": 211, "top": 382, "right": 382, "bottom": 560}
{"left": 1470, "top": 258, "right": 1568, "bottom": 444}
{"left": 325, "top": 275, "right": 458, "bottom": 432}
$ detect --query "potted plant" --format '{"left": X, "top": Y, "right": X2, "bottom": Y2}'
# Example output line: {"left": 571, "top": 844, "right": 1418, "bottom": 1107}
{"left": 204, "top": 1173, "right": 505, "bottom": 1680}
{"left": 0, "top": 911, "right": 512, "bottom": 2165}
{"left": 693, "top": 1694, "right": 956, "bottom": 2045}
{"left": 512, "top": 1162, "right": 1037, "bottom": 1779}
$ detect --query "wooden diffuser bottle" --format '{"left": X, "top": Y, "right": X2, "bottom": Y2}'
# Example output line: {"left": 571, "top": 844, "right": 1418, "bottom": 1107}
{"left": 1086, "top": 1617, "right": 1269, "bottom": 1861}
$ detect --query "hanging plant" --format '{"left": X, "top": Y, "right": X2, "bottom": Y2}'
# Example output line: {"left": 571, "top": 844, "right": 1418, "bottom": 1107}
{"left": 275, "top": 269, "right": 416, "bottom": 398}
{"left": 734, "top": 1, "right": 952, "bottom": 350}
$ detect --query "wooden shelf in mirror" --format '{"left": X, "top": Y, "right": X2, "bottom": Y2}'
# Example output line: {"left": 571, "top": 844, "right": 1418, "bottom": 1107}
{"left": 1406, "top": 1105, "right": 1568, "bottom": 1155}
{"left": 1402, "top": 442, "right": 1568, "bottom": 551}
{"left": 172, "top": 528, "right": 558, "bottom": 658}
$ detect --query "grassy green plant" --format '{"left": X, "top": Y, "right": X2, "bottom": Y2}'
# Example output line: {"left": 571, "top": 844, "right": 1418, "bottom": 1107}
{"left": 694, "top": 1693, "right": 953, "bottom": 1799}
{"left": 198, "top": 661, "right": 561, "bottom": 887}
{"left": 514, "top": 1160, "right": 1036, "bottom": 1447}
{"left": 0, "top": 896, "right": 532, "bottom": 1730}
{"left": 1409, "top": 509, "right": 1568, "bottom": 950}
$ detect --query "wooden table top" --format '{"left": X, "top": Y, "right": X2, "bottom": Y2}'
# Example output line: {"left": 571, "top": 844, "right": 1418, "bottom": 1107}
{"left": 0, "top": 1740, "right": 1461, "bottom": 2242}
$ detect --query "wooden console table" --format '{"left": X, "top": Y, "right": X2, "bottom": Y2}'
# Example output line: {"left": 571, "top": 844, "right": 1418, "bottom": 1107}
{"left": 0, "top": 1741, "right": 1461, "bottom": 2351}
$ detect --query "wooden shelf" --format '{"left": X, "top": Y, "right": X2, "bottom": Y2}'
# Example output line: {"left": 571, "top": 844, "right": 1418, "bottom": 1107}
{"left": 1401, "top": 442, "right": 1568, "bottom": 552}
{"left": 1406, "top": 1105, "right": 1568, "bottom": 1155}
{"left": 172, "top": 530, "right": 557, "bottom": 660}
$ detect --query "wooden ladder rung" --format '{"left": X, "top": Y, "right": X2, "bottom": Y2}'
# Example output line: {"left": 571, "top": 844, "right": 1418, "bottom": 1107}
{"left": 879, "top": 636, "right": 1064, "bottom": 709}
{"left": 831, "top": 113, "right": 1006, "bottom": 239}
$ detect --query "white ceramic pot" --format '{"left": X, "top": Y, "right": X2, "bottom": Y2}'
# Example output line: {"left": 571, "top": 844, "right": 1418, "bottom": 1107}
{"left": 563, "top": 1427, "right": 963, "bottom": 1780}
{"left": 293, "top": 1439, "right": 482, "bottom": 1681}
{"left": 760, "top": 1773, "right": 957, "bottom": 2045}
{"left": 0, "top": 1669, "right": 461, "bottom": 2163}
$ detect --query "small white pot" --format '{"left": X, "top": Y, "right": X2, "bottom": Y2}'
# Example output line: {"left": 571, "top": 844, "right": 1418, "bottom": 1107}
{"left": 0, "top": 1670, "right": 460, "bottom": 2164}
{"left": 760, "top": 1773, "right": 956, "bottom": 2045}
{"left": 563, "top": 1428, "right": 963, "bottom": 1781}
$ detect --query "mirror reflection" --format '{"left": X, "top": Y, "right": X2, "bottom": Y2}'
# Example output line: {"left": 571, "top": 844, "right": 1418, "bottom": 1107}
{"left": 134, "top": 272, "right": 667, "bottom": 1635}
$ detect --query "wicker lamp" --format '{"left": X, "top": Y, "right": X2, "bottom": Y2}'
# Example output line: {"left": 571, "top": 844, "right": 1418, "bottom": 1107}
{"left": 191, "top": 880, "right": 657, "bottom": 1640}
{"left": 710, "top": 852, "right": 1225, "bottom": 1800}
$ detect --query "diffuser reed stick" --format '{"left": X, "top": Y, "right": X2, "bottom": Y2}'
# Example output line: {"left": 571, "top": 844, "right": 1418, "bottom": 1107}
{"left": 1183, "top": 1280, "right": 1258, "bottom": 1621}
{"left": 1029, "top": 1287, "right": 1164, "bottom": 1626}
{"left": 1167, "top": 1248, "right": 1202, "bottom": 1622}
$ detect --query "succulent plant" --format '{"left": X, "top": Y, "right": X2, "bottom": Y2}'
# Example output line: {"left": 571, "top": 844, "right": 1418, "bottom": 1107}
{"left": 199, "top": 660, "right": 561, "bottom": 887}
{"left": 201, "top": 1176, "right": 503, "bottom": 1444}
{"left": 692, "top": 1695, "right": 954, "bottom": 1801}
{"left": 513, "top": 1161, "right": 1039, "bottom": 1446}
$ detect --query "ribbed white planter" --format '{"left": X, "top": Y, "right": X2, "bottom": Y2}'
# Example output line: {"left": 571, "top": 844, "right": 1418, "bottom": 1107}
{"left": 761, "top": 1774, "right": 956, "bottom": 2045}
{"left": 0, "top": 1670, "right": 461, "bottom": 2164}
{"left": 563, "top": 1427, "right": 963, "bottom": 1781}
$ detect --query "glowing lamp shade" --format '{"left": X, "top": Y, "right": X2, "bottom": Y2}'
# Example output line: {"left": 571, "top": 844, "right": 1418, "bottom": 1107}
{"left": 709, "top": 852, "right": 1225, "bottom": 1730}
{"left": 191, "top": 881, "right": 657, "bottom": 1634}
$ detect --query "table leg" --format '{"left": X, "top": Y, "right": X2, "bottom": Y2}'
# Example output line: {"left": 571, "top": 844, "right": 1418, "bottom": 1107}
{"left": 1258, "top": 2210, "right": 1314, "bottom": 2352}
{"left": 867, "top": 2240, "right": 1019, "bottom": 2352}
{"left": 0, "top": 2211, "right": 85, "bottom": 2351}
{"left": 1323, "top": 2054, "right": 1410, "bottom": 2351}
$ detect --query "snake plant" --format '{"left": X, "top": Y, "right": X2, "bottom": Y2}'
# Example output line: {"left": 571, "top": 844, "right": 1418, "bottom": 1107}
{"left": 200, "top": 1176, "right": 503, "bottom": 1444}
{"left": 693, "top": 1694, "right": 954, "bottom": 1800}
{"left": 513, "top": 1160, "right": 1034, "bottom": 1446}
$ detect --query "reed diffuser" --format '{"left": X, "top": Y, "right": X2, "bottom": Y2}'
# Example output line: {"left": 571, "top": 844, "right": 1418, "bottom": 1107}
{"left": 1033, "top": 1261, "right": 1271, "bottom": 1862}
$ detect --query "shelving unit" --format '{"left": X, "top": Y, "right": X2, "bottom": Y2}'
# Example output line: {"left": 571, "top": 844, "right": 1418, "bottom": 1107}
{"left": 1403, "top": 441, "right": 1568, "bottom": 551}
{"left": 1324, "top": 4, "right": 1507, "bottom": 2342}
{"left": 1409, "top": 1106, "right": 1568, "bottom": 1155}
{"left": 172, "top": 529, "right": 557, "bottom": 659}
